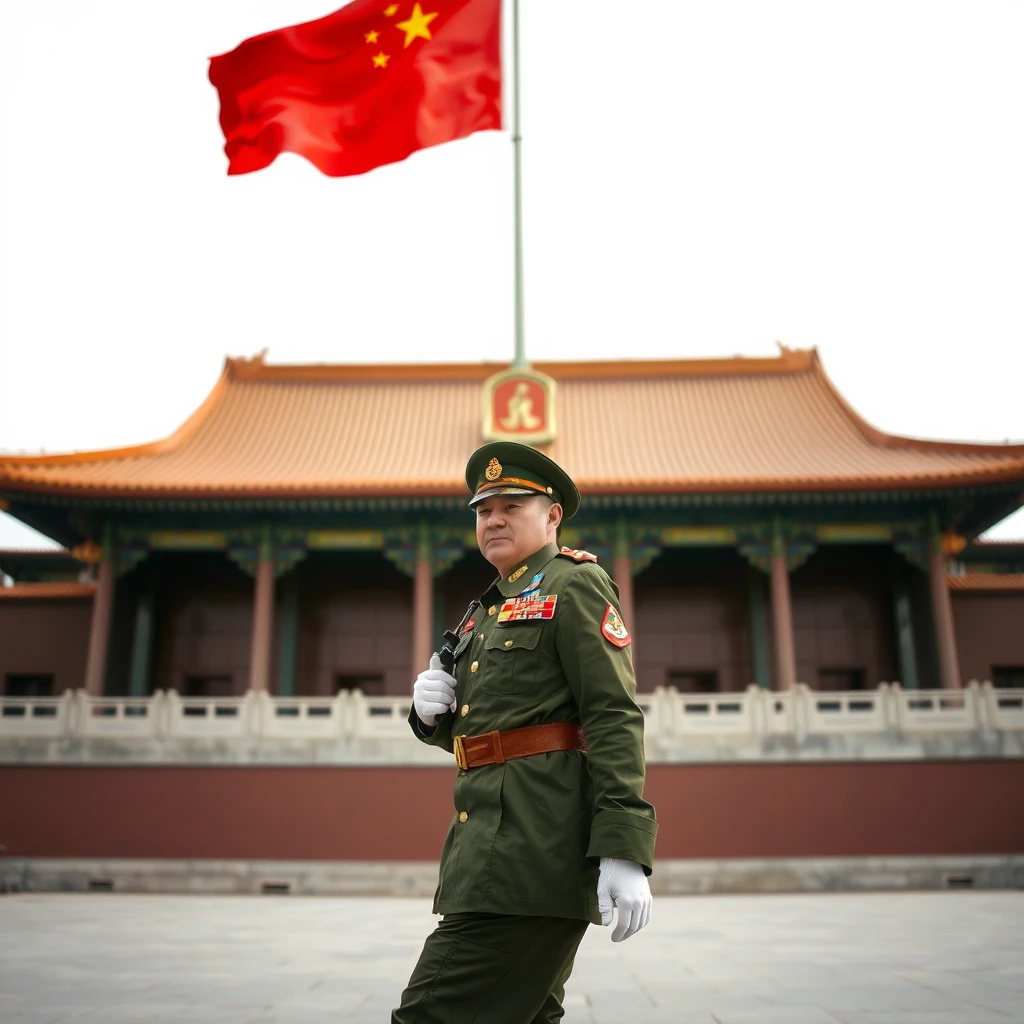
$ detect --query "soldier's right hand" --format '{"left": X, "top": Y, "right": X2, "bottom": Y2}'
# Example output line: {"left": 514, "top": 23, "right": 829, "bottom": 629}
{"left": 413, "top": 653, "right": 457, "bottom": 726}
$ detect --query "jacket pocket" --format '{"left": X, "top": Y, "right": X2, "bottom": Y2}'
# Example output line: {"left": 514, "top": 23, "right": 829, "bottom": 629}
{"left": 481, "top": 626, "right": 542, "bottom": 695}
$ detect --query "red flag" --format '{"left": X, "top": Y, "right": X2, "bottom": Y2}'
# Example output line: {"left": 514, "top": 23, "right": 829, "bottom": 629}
{"left": 209, "top": 0, "right": 502, "bottom": 177}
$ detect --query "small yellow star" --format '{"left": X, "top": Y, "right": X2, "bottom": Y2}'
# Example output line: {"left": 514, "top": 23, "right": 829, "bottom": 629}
{"left": 384, "top": 4, "right": 399, "bottom": 15}
{"left": 365, "top": 29, "right": 380, "bottom": 43}
{"left": 372, "top": 51, "right": 390, "bottom": 68}
{"left": 396, "top": 3, "right": 438, "bottom": 47}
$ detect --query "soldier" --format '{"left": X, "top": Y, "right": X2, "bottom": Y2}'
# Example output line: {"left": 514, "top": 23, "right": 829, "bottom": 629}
{"left": 392, "top": 442, "right": 657, "bottom": 1024}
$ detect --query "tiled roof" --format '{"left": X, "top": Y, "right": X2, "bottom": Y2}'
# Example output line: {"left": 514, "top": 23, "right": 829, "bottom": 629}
{"left": 0, "top": 582, "right": 96, "bottom": 600}
{"left": 1, "top": 348, "right": 1022, "bottom": 499}
{"left": 947, "top": 574, "right": 1024, "bottom": 592}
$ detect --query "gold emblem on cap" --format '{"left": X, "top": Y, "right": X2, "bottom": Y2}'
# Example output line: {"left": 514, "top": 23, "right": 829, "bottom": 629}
{"left": 508, "top": 564, "right": 528, "bottom": 583}
{"left": 485, "top": 457, "right": 503, "bottom": 481}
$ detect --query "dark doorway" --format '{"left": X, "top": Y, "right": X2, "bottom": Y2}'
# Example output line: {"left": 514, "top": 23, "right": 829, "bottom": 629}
{"left": 3, "top": 673, "right": 55, "bottom": 698}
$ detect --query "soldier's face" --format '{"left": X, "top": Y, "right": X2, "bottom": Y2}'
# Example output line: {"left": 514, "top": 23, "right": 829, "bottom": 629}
{"left": 474, "top": 495, "right": 561, "bottom": 572}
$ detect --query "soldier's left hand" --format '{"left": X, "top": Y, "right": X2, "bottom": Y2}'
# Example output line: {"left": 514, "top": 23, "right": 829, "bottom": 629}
{"left": 597, "top": 857, "right": 653, "bottom": 942}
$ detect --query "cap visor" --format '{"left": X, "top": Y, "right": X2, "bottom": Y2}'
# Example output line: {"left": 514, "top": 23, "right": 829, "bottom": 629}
{"left": 468, "top": 487, "right": 545, "bottom": 508}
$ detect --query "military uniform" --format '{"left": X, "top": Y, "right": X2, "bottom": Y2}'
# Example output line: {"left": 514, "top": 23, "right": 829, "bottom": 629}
{"left": 393, "top": 444, "right": 657, "bottom": 1024}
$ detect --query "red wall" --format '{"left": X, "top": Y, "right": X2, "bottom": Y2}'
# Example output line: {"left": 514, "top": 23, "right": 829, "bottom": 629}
{"left": 952, "top": 591, "right": 1024, "bottom": 683}
{"left": 2, "top": 761, "right": 1022, "bottom": 861}
{"left": 0, "top": 598, "right": 92, "bottom": 695}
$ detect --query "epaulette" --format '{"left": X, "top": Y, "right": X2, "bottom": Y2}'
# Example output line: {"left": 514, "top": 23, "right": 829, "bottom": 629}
{"left": 558, "top": 547, "right": 599, "bottom": 564}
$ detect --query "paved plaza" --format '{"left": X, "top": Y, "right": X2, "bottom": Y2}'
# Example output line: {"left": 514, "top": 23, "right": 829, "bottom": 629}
{"left": 1, "top": 891, "right": 1022, "bottom": 1023}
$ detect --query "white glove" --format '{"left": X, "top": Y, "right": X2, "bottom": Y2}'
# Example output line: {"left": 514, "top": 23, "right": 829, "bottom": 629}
{"left": 597, "top": 857, "right": 653, "bottom": 942}
{"left": 412, "top": 653, "right": 457, "bottom": 727}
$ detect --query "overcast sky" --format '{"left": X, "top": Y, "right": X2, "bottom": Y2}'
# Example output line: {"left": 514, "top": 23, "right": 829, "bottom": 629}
{"left": 1, "top": 0, "right": 1022, "bottom": 550}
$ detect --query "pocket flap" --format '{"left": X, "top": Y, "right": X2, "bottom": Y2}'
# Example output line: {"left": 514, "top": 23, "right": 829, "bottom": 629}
{"left": 485, "top": 627, "right": 542, "bottom": 652}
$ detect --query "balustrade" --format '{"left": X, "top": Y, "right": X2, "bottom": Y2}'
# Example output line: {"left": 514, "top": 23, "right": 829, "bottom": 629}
{"left": 0, "top": 683, "right": 1021, "bottom": 756}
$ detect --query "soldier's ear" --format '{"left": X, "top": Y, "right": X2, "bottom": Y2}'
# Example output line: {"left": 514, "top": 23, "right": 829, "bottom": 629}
{"left": 548, "top": 502, "right": 563, "bottom": 529}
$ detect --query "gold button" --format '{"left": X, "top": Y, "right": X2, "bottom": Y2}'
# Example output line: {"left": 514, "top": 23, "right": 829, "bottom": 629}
{"left": 471, "top": 661, "right": 479, "bottom": 673}
{"left": 488, "top": 605, "right": 496, "bottom": 616}
{"left": 504, "top": 640, "right": 513, "bottom": 648}
{"left": 459, "top": 811, "right": 468, "bottom": 823}
{"left": 461, "top": 704, "right": 470, "bottom": 717}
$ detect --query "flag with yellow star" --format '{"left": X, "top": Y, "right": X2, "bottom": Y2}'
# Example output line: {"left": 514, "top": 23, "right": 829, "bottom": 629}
{"left": 209, "top": 0, "right": 501, "bottom": 177}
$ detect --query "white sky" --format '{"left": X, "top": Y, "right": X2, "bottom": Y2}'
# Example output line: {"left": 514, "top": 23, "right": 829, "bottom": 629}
{"left": 1, "top": 0, "right": 1022, "bottom": 551}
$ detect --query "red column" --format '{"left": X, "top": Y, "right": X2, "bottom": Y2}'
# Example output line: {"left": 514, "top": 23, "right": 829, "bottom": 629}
{"left": 248, "top": 527, "right": 275, "bottom": 693}
{"left": 83, "top": 539, "right": 115, "bottom": 697}
{"left": 928, "top": 520, "right": 961, "bottom": 690}
{"left": 770, "top": 523, "right": 797, "bottom": 691}
{"left": 412, "top": 523, "right": 433, "bottom": 676}
{"left": 613, "top": 519, "right": 635, "bottom": 649}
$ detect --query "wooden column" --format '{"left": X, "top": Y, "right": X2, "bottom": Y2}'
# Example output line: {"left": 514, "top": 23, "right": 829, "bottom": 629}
{"left": 248, "top": 525, "right": 275, "bottom": 694}
{"left": 892, "top": 572, "right": 919, "bottom": 690}
{"left": 412, "top": 522, "right": 433, "bottom": 675}
{"left": 83, "top": 527, "right": 116, "bottom": 697}
{"left": 613, "top": 519, "right": 635, "bottom": 649}
{"left": 748, "top": 570, "right": 772, "bottom": 689}
{"left": 128, "top": 590, "right": 155, "bottom": 697}
{"left": 276, "top": 579, "right": 300, "bottom": 698}
{"left": 769, "top": 520, "right": 797, "bottom": 691}
{"left": 928, "top": 515, "right": 961, "bottom": 690}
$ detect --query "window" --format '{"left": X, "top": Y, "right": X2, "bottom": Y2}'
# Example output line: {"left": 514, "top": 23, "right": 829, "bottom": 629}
{"left": 182, "top": 674, "right": 235, "bottom": 698}
{"left": 336, "top": 673, "right": 385, "bottom": 696}
{"left": 666, "top": 670, "right": 718, "bottom": 694}
{"left": 818, "top": 668, "right": 866, "bottom": 692}
{"left": 993, "top": 666, "right": 1024, "bottom": 689}
{"left": 4, "top": 673, "right": 54, "bottom": 698}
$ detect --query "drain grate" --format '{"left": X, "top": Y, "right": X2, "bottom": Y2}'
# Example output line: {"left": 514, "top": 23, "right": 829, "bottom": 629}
{"left": 88, "top": 879, "right": 114, "bottom": 892}
{"left": 261, "top": 881, "right": 291, "bottom": 895}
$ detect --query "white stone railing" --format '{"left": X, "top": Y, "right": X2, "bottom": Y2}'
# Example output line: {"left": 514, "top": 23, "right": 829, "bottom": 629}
{"left": 1, "top": 682, "right": 1021, "bottom": 745}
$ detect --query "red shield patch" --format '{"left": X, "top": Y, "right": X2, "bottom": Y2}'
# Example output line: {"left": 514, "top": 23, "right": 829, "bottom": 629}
{"left": 601, "top": 604, "right": 631, "bottom": 648}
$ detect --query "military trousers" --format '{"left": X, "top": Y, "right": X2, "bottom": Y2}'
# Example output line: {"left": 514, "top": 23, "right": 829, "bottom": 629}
{"left": 392, "top": 912, "right": 589, "bottom": 1024}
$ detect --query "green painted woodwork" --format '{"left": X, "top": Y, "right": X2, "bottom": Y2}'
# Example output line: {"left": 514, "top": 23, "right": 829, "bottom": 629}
{"left": 662, "top": 525, "right": 737, "bottom": 546}
{"left": 816, "top": 523, "right": 893, "bottom": 543}
{"left": 116, "top": 547, "right": 149, "bottom": 578}
{"left": 128, "top": 591, "right": 155, "bottom": 697}
{"left": 100, "top": 521, "right": 115, "bottom": 563}
{"left": 307, "top": 529, "right": 383, "bottom": 549}
{"left": 148, "top": 530, "right": 227, "bottom": 550}
{"left": 277, "top": 581, "right": 300, "bottom": 697}
{"left": 893, "top": 575, "right": 919, "bottom": 690}
{"left": 748, "top": 571, "right": 772, "bottom": 689}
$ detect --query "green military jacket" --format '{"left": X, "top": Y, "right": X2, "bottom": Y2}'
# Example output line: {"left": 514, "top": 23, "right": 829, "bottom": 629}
{"left": 409, "top": 541, "right": 658, "bottom": 924}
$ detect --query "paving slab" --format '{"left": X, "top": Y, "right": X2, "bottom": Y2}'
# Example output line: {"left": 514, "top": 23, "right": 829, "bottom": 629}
{"left": 1, "top": 892, "right": 1022, "bottom": 1023}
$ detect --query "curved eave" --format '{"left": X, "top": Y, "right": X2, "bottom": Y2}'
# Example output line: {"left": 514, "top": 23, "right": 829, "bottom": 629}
{"left": 2, "top": 463, "right": 1023, "bottom": 502}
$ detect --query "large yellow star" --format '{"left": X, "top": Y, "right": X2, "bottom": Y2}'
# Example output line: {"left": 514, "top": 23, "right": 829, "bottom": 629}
{"left": 365, "top": 29, "right": 380, "bottom": 43}
{"left": 372, "top": 51, "right": 390, "bottom": 68}
{"left": 396, "top": 3, "right": 438, "bottom": 47}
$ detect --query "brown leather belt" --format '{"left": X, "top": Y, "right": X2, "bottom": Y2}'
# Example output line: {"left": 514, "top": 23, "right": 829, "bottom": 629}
{"left": 454, "top": 722, "right": 586, "bottom": 770}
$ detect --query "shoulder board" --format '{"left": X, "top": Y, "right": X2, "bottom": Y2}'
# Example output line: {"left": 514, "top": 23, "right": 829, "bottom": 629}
{"left": 558, "top": 547, "right": 599, "bottom": 564}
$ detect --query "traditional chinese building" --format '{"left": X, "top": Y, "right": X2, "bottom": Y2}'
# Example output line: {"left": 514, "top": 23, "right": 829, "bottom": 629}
{"left": 2, "top": 347, "right": 1024, "bottom": 895}
{"left": 2, "top": 346, "right": 1024, "bottom": 701}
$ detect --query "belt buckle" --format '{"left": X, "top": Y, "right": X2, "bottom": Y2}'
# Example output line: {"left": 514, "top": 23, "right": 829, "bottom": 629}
{"left": 454, "top": 734, "right": 468, "bottom": 770}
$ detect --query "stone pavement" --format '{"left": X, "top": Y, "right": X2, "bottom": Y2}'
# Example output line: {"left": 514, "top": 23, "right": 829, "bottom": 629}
{"left": 1, "top": 892, "right": 1022, "bottom": 1023}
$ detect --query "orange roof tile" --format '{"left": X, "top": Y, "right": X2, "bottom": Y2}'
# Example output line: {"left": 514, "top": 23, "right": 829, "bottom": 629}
{"left": 0, "top": 582, "right": 96, "bottom": 600}
{"left": 1, "top": 348, "right": 1022, "bottom": 499}
{"left": 947, "top": 573, "right": 1024, "bottom": 592}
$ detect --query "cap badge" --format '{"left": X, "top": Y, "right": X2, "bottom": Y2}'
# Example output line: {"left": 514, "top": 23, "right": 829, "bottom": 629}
{"left": 485, "top": 457, "right": 503, "bottom": 481}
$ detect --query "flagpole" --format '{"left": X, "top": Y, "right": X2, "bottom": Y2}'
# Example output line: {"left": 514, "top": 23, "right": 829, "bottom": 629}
{"left": 511, "top": 0, "right": 526, "bottom": 368}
